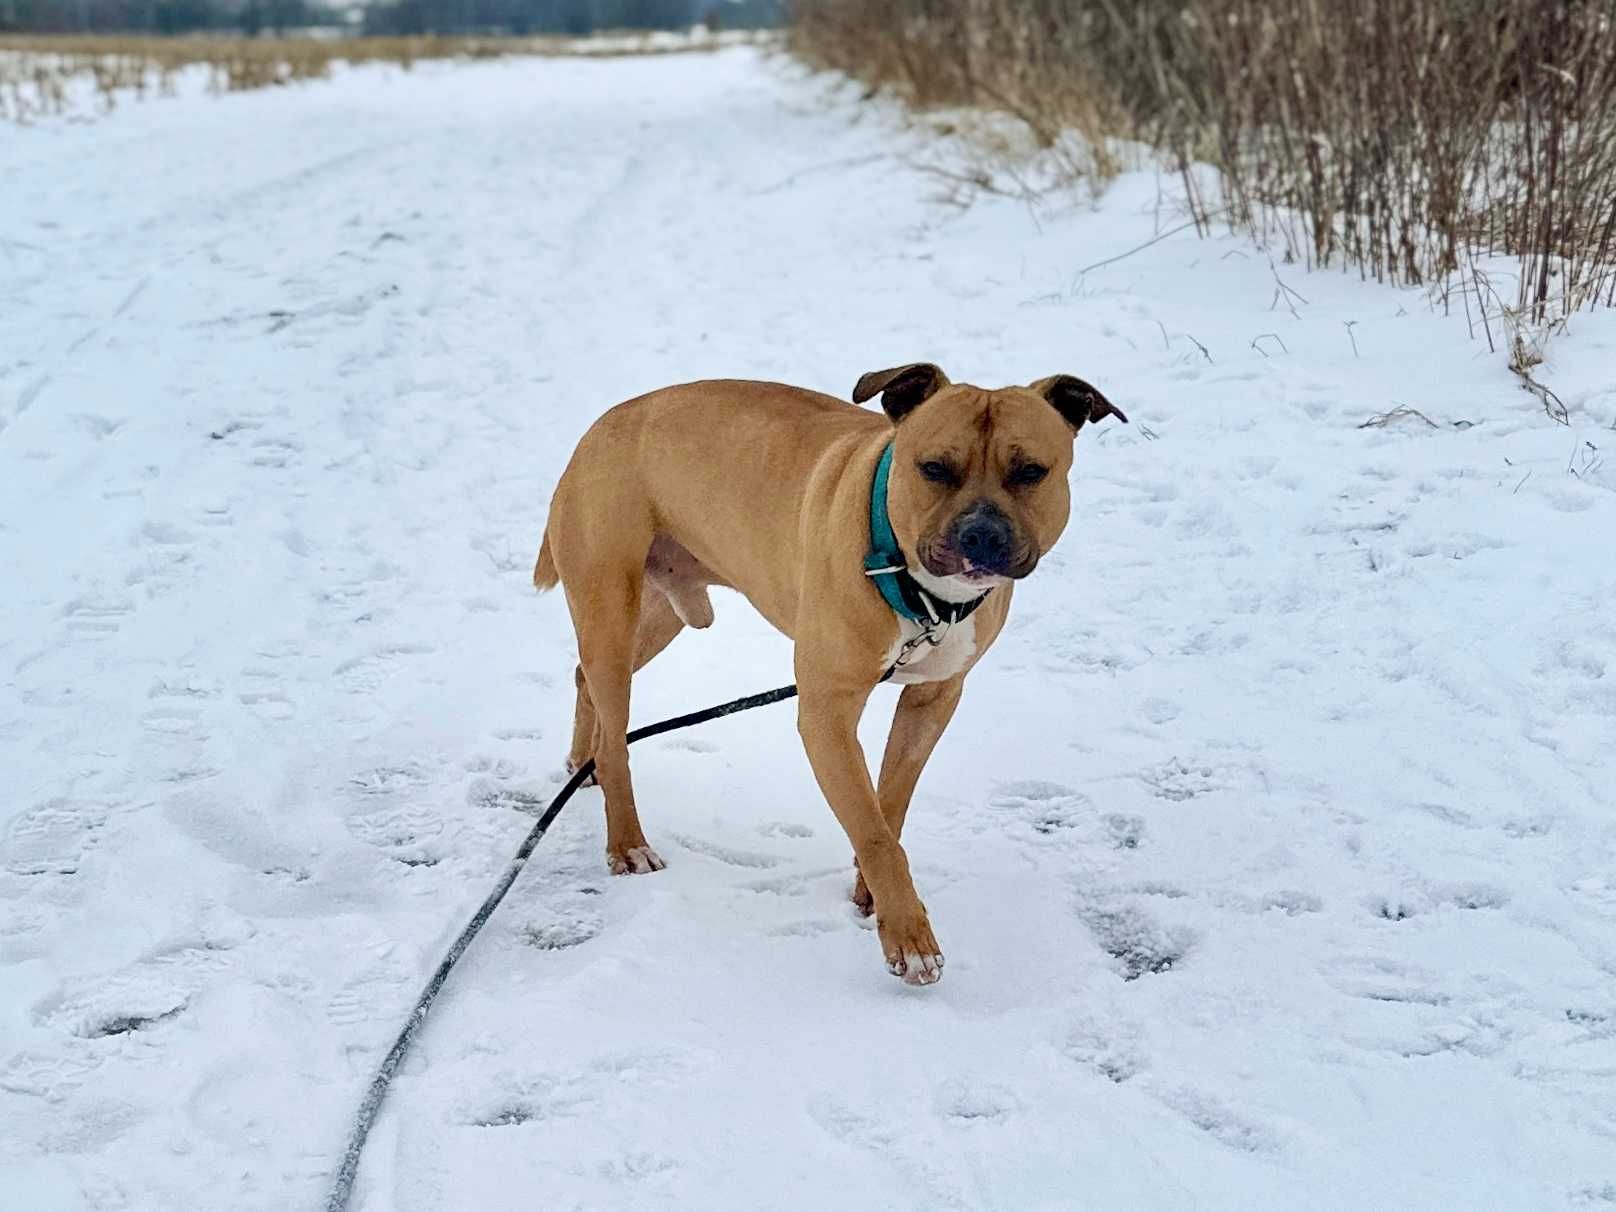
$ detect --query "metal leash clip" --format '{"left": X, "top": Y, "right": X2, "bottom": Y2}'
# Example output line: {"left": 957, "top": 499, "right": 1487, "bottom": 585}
{"left": 894, "top": 616, "right": 949, "bottom": 669}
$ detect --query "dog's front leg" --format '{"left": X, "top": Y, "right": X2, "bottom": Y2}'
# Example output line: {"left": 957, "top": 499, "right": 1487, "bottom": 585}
{"left": 849, "top": 677, "right": 965, "bottom": 917}
{"left": 796, "top": 682, "right": 944, "bottom": 985}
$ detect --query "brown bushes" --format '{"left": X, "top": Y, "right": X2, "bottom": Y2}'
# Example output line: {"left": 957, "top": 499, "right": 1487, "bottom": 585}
{"left": 792, "top": 0, "right": 1616, "bottom": 326}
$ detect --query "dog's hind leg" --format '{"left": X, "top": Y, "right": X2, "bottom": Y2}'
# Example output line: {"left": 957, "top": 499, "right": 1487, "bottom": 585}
{"left": 563, "top": 558, "right": 675, "bottom": 875}
{"left": 566, "top": 590, "right": 685, "bottom": 780}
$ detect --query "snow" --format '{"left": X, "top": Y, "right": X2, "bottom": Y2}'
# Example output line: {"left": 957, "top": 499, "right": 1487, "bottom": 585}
{"left": 4, "top": 45, "right": 1616, "bottom": 1212}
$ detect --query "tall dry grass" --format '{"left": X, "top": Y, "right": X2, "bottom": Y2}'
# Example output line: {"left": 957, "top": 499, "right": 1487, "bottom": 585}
{"left": 0, "top": 28, "right": 769, "bottom": 123}
{"left": 792, "top": 0, "right": 1616, "bottom": 334}
{"left": 0, "top": 36, "right": 495, "bottom": 121}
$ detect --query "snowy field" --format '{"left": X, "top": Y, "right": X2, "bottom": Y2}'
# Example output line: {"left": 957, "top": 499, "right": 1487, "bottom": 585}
{"left": 4, "top": 46, "right": 1616, "bottom": 1212}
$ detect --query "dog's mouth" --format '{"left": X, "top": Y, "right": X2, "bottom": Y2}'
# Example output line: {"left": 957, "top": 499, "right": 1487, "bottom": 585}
{"left": 919, "top": 540, "right": 1038, "bottom": 584}
{"left": 958, "top": 561, "right": 1006, "bottom": 585}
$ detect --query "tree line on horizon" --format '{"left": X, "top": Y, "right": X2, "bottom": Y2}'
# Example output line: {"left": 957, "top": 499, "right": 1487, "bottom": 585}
{"left": 0, "top": 0, "right": 781, "bottom": 35}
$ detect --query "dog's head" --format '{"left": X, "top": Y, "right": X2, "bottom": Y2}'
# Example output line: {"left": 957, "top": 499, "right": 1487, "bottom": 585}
{"left": 853, "top": 362, "right": 1127, "bottom": 597}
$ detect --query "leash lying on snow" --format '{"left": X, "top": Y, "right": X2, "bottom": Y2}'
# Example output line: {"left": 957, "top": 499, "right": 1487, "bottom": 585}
{"left": 326, "top": 678, "right": 821, "bottom": 1211}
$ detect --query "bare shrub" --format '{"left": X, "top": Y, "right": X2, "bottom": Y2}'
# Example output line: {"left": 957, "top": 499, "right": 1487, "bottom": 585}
{"left": 791, "top": 0, "right": 1616, "bottom": 329}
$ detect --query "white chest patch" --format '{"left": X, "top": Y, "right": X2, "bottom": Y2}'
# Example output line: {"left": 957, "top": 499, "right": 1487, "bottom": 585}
{"left": 885, "top": 614, "right": 978, "bottom": 685}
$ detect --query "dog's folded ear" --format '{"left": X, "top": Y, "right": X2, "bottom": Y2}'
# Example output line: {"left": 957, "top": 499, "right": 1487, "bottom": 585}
{"left": 1030, "top": 374, "right": 1129, "bottom": 431}
{"left": 852, "top": 363, "right": 950, "bottom": 422}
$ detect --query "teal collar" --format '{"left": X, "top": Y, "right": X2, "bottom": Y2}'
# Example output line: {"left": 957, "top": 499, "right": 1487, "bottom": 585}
{"left": 863, "top": 443, "right": 989, "bottom": 627}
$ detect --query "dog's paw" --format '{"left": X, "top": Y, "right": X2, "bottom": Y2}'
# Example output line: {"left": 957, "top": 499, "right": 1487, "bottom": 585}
{"left": 564, "top": 759, "right": 597, "bottom": 788}
{"left": 877, "top": 907, "right": 944, "bottom": 986}
{"left": 849, "top": 868, "right": 875, "bottom": 917}
{"left": 607, "top": 845, "right": 665, "bottom": 876}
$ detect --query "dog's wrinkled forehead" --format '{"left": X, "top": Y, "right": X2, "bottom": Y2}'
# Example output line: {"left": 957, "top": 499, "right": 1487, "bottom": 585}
{"left": 899, "top": 384, "right": 1073, "bottom": 462}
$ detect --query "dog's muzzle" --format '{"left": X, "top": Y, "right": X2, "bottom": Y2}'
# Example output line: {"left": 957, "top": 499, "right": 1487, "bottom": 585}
{"left": 923, "top": 501, "right": 1035, "bottom": 581}
{"left": 954, "top": 504, "right": 1014, "bottom": 574}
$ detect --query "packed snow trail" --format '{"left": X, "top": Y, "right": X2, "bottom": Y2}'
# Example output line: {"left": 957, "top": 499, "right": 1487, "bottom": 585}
{"left": 3, "top": 48, "right": 1616, "bottom": 1212}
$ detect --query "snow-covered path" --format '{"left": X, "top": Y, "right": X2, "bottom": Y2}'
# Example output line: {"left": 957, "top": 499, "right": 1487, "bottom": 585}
{"left": 4, "top": 48, "right": 1616, "bottom": 1211}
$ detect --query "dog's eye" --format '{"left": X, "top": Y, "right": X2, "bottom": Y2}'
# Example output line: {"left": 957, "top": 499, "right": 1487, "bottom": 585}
{"left": 917, "top": 460, "right": 956, "bottom": 485}
{"left": 1008, "top": 462, "right": 1049, "bottom": 487}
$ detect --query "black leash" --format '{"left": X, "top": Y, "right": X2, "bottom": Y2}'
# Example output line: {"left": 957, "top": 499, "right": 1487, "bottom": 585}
{"left": 323, "top": 679, "right": 804, "bottom": 1211}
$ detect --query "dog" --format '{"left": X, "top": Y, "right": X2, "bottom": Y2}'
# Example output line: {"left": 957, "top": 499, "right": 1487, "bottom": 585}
{"left": 534, "top": 363, "right": 1126, "bottom": 984}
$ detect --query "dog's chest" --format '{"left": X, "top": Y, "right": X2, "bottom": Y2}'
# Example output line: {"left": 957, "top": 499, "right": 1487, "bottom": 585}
{"left": 886, "top": 615, "right": 978, "bottom": 685}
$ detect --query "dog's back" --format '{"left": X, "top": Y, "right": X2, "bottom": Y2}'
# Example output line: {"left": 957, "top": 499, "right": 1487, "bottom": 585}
{"left": 535, "top": 379, "right": 883, "bottom": 614}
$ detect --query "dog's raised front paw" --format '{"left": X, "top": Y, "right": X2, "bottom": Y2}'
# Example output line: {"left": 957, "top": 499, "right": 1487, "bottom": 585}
{"left": 877, "top": 907, "right": 944, "bottom": 986}
{"left": 607, "top": 844, "right": 665, "bottom": 876}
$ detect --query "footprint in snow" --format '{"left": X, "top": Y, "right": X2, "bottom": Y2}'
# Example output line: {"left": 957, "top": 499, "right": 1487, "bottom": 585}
{"left": 247, "top": 435, "right": 301, "bottom": 469}
{"left": 1106, "top": 814, "right": 1146, "bottom": 850}
{"left": 205, "top": 417, "right": 262, "bottom": 442}
{"left": 491, "top": 727, "right": 545, "bottom": 742}
{"left": 1256, "top": 889, "right": 1323, "bottom": 916}
{"left": 465, "top": 1071, "right": 598, "bottom": 1127}
{"left": 597, "top": 1153, "right": 679, "bottom": 1184}
{"left": 71, "top": 416, "right": 126, "bottom": 442}
{"left": 1153, "top": 1085, "right": 1281, "bottom": 1153}
{"left": 149, "top": 677, "right": 221, "bottom": 701}
{"left": 34, "top": 1098, "right": 144, "bottom": 1156}
{"left": 3, "top": 797, "right": 115, "bottom": 877}
{"left": 140, "top": 520, "right": 193, "bottom": 546}
{"left": 34, "top": 969, "right": 190, "bottom": 1040}
{"left": 1065, "top": 1014, "right": 1148, "bottom": 1084}
{"left": 990, "top": 779, "right": 1096, "bottom": 835}
{"left": 61, "top": 592, "right": 133, "bottom": 637}
{"left": 467, "top": 778, "right": 551, "bottom": 818}
{"left": 1367, "top": 882, "right": 1509, "bottom": 921}
{"left": 344, "top": 801, "right": 445, "bottom": 868}
{"left": 660, "top": 735, "right": 717, "bottom": 754}
{"left": 1137, "top": 756, "right": 1239, "bottom": 802}
{"left": 141, "top": 704, "right": 202, "bottom": 736}
{"left": 807, "top": 1094, "right": 897, "bottom": 1149}
{"left": 0, "top": 1047, "right": 104, "bottom": 1102}
{"left": 523, "top": 906, "right": 603, "bottom": 951}
{"left": 332, "top": 643, "right": 434, "bottom": 694}
{"left": 237, "top": 673, "right": 295, "bottom": 720}
{"left": 757, "top": 820, "right": 814, "bottom": 839}
{"left": 326, "top": 963, "right": 412, "bottom": 1028}
{"left": 1141, "top": 696, "right": 1181, "bottom": 724}
{"left": 933, "top": 1077, "right": 1021, "bottom": 1124}
{"left": 470, "top": 1048, "right": 703, "bottom": 1130}
{"left": 1568, "top": 1183, "right": 1616, "bottom": 1206}
{"left": 348, "top": 761, "right": 433, "bottom": 797}
{"left": 765, "top": 917, "right": 841, "bottom": 938}
{"left": 666, "top": 832, "right": 781, "bottom": 869}
{"left": 1564, "top": 876, "right": 1616, "bottom": 917}
{"left": 1321, "top": 955, "right": 1448, "bottom": 1007}
{"left": 195, "top": 500, "right": 233, "bottom": 528}
{"left": 1077, "top": 899, "right": 1195, "bottom": 981}
{"left": 464, "top": 753, "right": 524, "bottom": 778}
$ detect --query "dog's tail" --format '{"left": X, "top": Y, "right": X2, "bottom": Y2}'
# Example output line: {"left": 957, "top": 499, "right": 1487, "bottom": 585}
{"left": 533, "top": 529, "right": 560, "bottom": 591}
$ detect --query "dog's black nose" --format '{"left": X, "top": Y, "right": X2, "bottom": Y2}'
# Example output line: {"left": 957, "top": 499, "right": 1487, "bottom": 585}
{"left": 955, "top": 506, "right": 1013, "bottom": 573}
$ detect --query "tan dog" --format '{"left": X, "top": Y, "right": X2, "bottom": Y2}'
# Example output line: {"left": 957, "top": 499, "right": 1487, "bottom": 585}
{"left": 534, "top": 364, "right": 1126, "bottom": 984}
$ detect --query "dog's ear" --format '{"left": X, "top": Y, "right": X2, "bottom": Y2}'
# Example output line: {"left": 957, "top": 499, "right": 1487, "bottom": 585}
{"left": 1030, "top": 374, "right": 1129, "bottom": 431}
{"left": 852, "top": 363, "right": 950, "bottom": 422}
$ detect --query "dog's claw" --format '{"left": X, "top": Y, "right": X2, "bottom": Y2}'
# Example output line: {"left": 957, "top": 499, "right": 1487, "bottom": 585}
{"left": 878, "top": 910, "right": 944, "bottom": 985}
{"left": 891, "top": 950, "right": 945, "bottom": 985}
{"left": 608, "top": 845, "right": 665, "bottom": 875}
